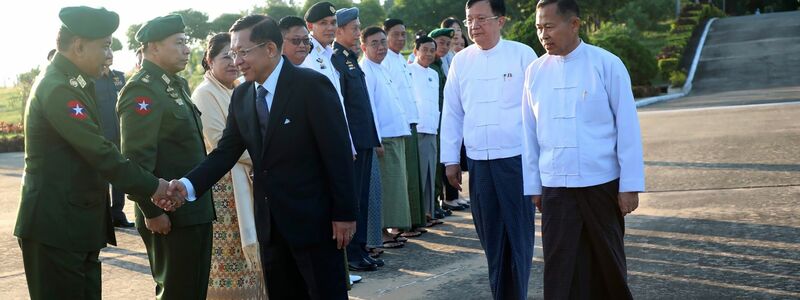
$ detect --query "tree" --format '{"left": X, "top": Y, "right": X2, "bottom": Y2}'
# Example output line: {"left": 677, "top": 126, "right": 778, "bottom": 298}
{"left": 301, "top": 0, "right": 354, "bottom": 14}
{"left": 125, "top": 23, "right": 142, "bottom": 50}
{"left": 389, "top": 0, "right": 464, "bottom": 33}
{"left": 210, "top": 13, "right": 243, "bottom": 33}
{"left": 15, "top": 68, "right": 40, "bottom": 122}
{"left": 590, "top": 22, "right": 658, "bottom": 86}
{"left": 171, "top": 9, "right": 211, "bottom": 43}
{"left": 255, "top": 0, "right": 300, "bottom": 20}
{"left": 111, "top": 37, "right": 123, "bottom": 52}
{"left": 357, "top": 0, "right": 386, "bottom": 27}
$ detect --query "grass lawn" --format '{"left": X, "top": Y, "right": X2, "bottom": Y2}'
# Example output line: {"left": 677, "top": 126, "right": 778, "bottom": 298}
{"left": 0, "top": 87, "right": 22, "bottom": 124}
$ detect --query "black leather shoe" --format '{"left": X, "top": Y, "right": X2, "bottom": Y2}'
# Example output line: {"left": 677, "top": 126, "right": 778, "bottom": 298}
{"left": 113, "top": 220, "right": 135, "bottom": 228}
{"left": 442, "top": 202, "right": 465, "bottom": 211}
{"left": 348, "top": 258, "right": 378, "bottom": 271}
{"left": 365, "top": 256, "right": 385, "bottom": 267}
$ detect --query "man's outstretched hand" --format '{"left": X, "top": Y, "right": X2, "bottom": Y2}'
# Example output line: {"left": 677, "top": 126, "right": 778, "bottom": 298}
{"left": 151, "top": 179, "right": 187, "bottom": 211}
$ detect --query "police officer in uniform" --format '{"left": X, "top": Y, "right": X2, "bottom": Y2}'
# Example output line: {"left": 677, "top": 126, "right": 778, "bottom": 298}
{"left": 331, "top": 7, "right": 383, "bottom": 272}
{"left": 118, "top": 15, "right": 215, "bottom": 299}
{"left": 14, "top": 6, "right": 170, "bottom": 300}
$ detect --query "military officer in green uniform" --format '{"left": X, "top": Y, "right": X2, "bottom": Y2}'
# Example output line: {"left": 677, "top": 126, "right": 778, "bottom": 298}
{"left": 14, "top": 6, "right": 172, "bottom": 300}
{"left": 118, "top": 15, "right": 215, "bottom": 300}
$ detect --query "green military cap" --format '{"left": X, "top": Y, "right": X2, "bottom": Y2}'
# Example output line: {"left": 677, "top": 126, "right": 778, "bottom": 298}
{"left": 429, "top": 28, "right": 454, "bottom": 39}
{"left": 59, "top": 6, "right": 119, "bottom": 39}
{"left": 136, "top": 15, "right": 185, "bottom": 43}
{"left": 305, "top": 1, "right": 336, "bottom": 23}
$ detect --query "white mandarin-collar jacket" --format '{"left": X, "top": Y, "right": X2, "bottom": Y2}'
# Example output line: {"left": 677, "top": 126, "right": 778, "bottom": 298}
{"left": 440, "top": 39, "right": 537, "bottom": 164}
{"left": 408, "top": 62, "right": 440, "bottom": 135}
{"left": 361, "top": 58, "right": 411, "bottom": 139}
{"left": 522, "top": 41, "right": 645, "bottom": 195}
{"left": 383, "top": 50, "right": 420, "bottom": 124}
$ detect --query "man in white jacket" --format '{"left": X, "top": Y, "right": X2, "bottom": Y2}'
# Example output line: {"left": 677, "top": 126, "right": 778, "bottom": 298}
{"left": 439, "top": 0, "right": 537, "bottom": 299}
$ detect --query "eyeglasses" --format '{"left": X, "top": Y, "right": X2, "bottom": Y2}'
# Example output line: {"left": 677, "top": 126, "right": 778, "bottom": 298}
{"left": 464, "top": 16, "right": 501, "bottom": 27}
{"left": 227, "top": 42, "right": 265, "bottom": 60}
{"left": 284, "top": 37, "right": 312, "bottom": 46}
{"left": 368, "top": 39, "right": 388, "bottom": 49}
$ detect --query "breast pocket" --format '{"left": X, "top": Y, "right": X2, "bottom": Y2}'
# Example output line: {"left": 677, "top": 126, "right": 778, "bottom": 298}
{"left": 580, "top": 90, "right": 613, "bottom": 125}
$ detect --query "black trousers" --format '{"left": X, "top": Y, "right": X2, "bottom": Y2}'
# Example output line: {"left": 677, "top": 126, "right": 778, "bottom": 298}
{"left": 262, "top": 227, "right": 348, "bottom": 299}
{"left": 110, "top": 185, "right": 127, "bottom": 222}
{"left": 346, "top": 148, "right": 373, "bottom": 262}
{"left": 541, "top": 179, "right": 632, "bottom": 300}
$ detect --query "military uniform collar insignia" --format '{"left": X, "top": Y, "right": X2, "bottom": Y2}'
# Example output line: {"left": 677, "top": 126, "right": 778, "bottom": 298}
{"left": 343, "top": 50, "right": 349, "bottom": 57}
{"left": 76, "top": 75, "right": 87, "bottom": 88}
{"left": 161, "top": 74, "right": 171, "bottom": 85}
{"left": 142, "top": 74, "right": 151, "bottom": 83}
{"left": 69, "top": 78, "right": 79, "bottom": 87}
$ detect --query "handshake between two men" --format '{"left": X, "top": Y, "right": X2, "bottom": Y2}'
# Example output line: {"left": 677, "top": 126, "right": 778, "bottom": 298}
{"left": 145, "top": 179, "right": 190, "bottom": 235}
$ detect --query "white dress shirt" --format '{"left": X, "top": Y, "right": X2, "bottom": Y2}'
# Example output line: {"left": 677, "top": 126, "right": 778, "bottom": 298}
{"left": 382, "top": 50, "right": 419, "bottom": 124}
{"left": 408, "top": 62, "right": 440, "bottom": 135}
{"left": 299, "top": 37, "right": 356, "bottom": 155}
{"left": 181, "top": 58, "right": 285, "bottom": 201}
{"left": 440, "top": 40, "right": 537, "bottom": 164}
{"left": 361, "top": 58, "right": 411, "bottom": 139}
{"left": 301, "top": 36, "right": 343, "bottom": 104}
{"left": 521, "top": 41, "right": 645, "bottom": 195}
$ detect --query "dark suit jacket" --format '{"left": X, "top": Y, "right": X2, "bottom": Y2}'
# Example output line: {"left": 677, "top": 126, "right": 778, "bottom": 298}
{"left": 331, "top": 42, "right": 380, "bottom": 150}
{"left": 185, "top": 57, "right": 356, "bottom": 248}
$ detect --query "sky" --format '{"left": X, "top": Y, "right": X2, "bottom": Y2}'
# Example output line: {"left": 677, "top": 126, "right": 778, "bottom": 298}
{"left": 0, "top": 0, "right": 266, "bottom": 87}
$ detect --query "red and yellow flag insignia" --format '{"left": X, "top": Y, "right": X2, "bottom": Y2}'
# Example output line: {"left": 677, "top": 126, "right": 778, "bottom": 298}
{"left": 67, "top": 100, "right": 88, "bottom": 120}
{"left": 134, "top": 96, "right": 153, "bottom": 116}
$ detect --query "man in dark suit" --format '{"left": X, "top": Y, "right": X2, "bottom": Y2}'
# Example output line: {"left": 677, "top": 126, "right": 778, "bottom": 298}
{"left": 164, "top": 14, "right": 356, "bottom": 299}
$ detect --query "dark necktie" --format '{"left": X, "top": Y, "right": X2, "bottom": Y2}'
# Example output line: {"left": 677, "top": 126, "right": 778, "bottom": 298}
{"left": 256, "top": 85, "right": 269, "bottom": 137}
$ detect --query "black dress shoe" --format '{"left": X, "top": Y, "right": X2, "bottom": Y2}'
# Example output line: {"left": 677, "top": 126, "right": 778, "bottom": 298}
{"left": 113, "top": 220, "right": 135, "bottom": 228}
{"left": 348, "top": 258, "right": 378, "bottom": 271}
{"left": 442, "top": 202, "right": 465, "bottom": 211}
{"left": 365, "top": 256, "right": 385, "bottom": 267}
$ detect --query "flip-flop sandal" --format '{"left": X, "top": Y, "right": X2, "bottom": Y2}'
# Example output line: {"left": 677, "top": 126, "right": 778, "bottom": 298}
{"left": 368, "top": 248, "right": 384, "bottom": 258}
{"left": 426, "top": 219, "right": 444, "bottom": 227}
{"left": 391, "top": 233, "right": 409, "bottom": 243}
{"left": 399, "top": 231, "right": 422, "bottom": 238}
{"left": 381, "top": 240, "right": 405, "bottom": 248}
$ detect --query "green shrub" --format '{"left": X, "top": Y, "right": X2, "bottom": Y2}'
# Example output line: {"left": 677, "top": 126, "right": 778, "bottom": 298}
{"left": 698, "top": 4, "right": 726, "bottom": 21}
{"left": 591, "top": 23, "right": 658, "bottom": 86}
{"left": 670, "top": 70, "right": 687, "bottom": 87}
{"left": 658, "top": 58, "right": 679, "bottom": 81}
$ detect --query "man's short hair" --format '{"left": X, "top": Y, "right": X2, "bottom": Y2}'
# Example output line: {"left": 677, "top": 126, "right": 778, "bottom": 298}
{"left": 360, "top": 26, "right": 385, "bottom": 43}
{"left": 536, "top": 0, "right": 580, "bottom": 18}
{"left": 230, "top": 15, "right": 283, "bottom": 51}
{"left": 466, "top": 0, "right": 506, "bottom": 17}
{"left": 415, "top": 36, "right": 436, "bottom": 50}
{"left": 279, "top": 16, "right": 307, "bottom": 35}
{"left": 382, "top": 18, "right": 404, "bottom": 32}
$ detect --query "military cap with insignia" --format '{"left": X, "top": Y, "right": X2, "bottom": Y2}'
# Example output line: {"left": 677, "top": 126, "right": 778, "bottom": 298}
{"left": 305, "top": 1, "right": 336, "bottom": 23}
{"left": 429, "top": 28, "right": 455, "bottom": 39}
{"left": 59, "top": 6, "right": 119, "bottom": 39}
{"left": 336, "top": 7, "right": 359, "bottom": 27}
{"left": 136, "top": 14, "right": 186, "bottom": 43}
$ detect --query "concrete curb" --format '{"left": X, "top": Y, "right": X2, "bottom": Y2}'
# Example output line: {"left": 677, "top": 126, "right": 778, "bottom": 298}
{"left": 636, "top": 17, "right": 719, "bottom": 108}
